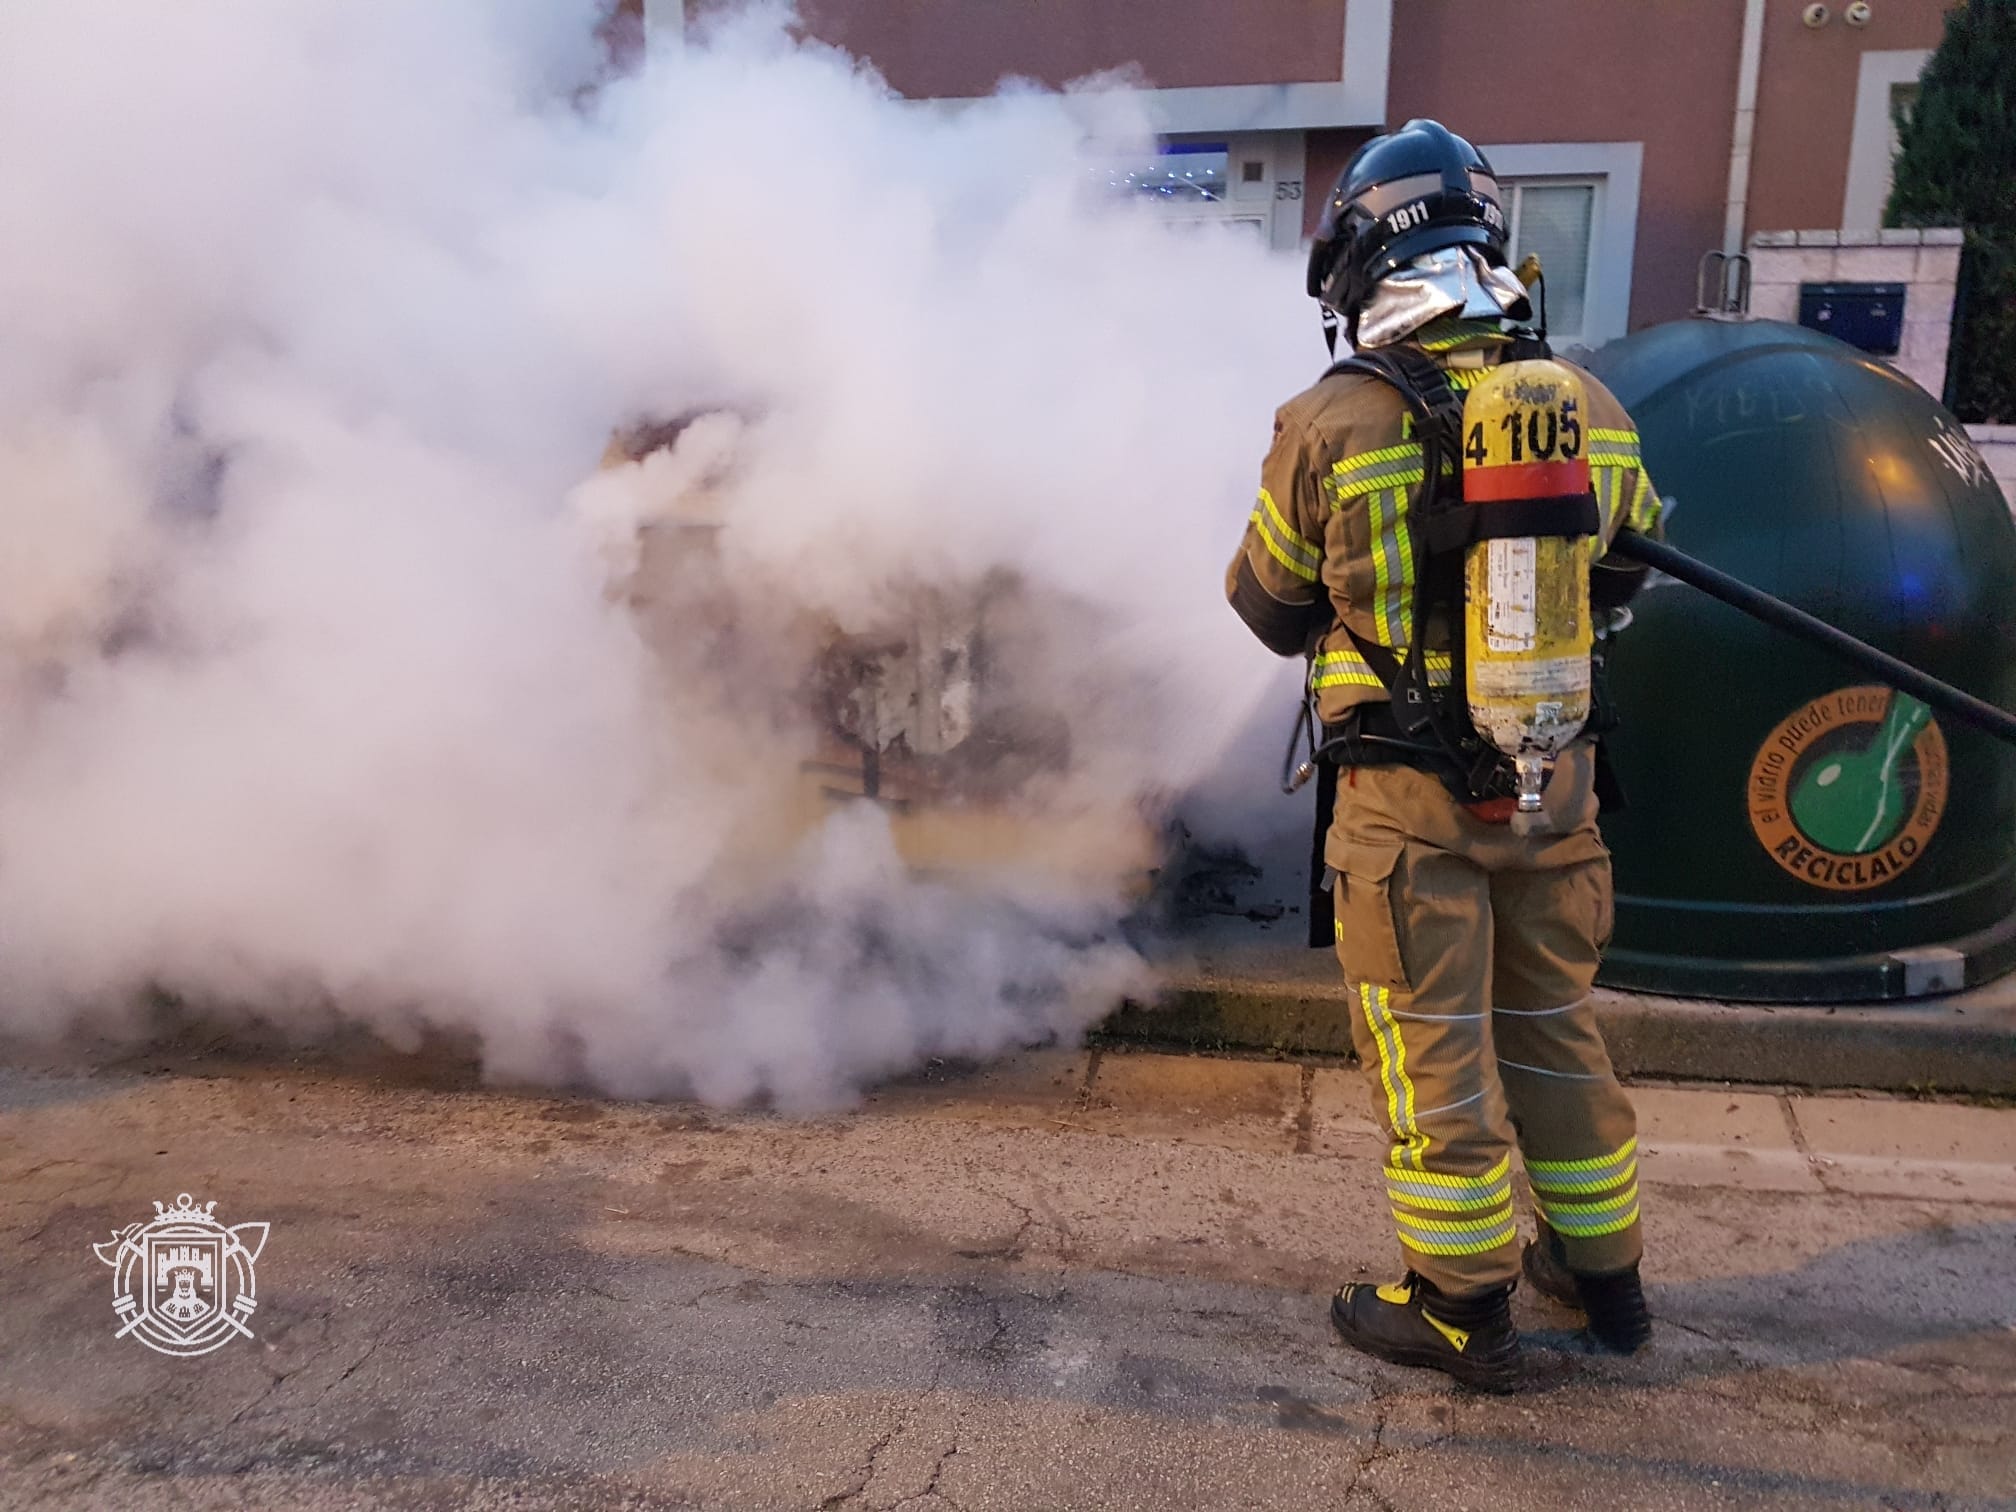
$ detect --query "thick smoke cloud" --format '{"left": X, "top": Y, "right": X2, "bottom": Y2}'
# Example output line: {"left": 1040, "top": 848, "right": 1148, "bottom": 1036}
{"left": 0, "top": 1, "right": 1312, "bottom": 1106}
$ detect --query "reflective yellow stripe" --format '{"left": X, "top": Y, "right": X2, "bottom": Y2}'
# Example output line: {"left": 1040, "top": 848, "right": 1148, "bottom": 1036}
{"left": 1251, "top": 521, "right": 1318, "bottom": 583}
{"left": 1539, "top": 1183, "right": 1640, "bottom": 1219}
{"left": 1367, "top": 486, "right": 1401, "bottom": 644}
{"left": 1592, "top": 465, "right": 1624, "bottom": 531}
{"left": 1528, "top": 1136, "right": 1637, "bottom": 1174}
{"left": 1388, "top": 1159, "right": 1514, "bottom": 1214}
{"left": 1311, "top": 646, "right": 1451, "bottom": 692}
{"left": 1531, "top": 1162, "right": 1638, "bottom": 1200}
{"left": 1331, "top": 444, "right": 1426, "bottom": 495}
{"left": 1371, "top": 484, "right": 1415, "bottom": 647}
{"left": 1589, "top": 428, "right": 1639, "bottom": 445}
{"left": 1249, "top": 496, "right": 1320, "bottom": 584}
{"left": 1331, "top": 467, "right": 1426, "bottom": 499}
{"left": 1528, "top": 1138, "right": 1638, "bottom": 1193}
{"left": 1396, "top": 1212, "right": 1518, "bottom": 1256}
{"left": 1383, "top": 1155, "right": 1510, "bottom": 1191}
{"left": 1393, "top": 1205, "right": 1517, "bottom": 1235}
{"left": 1255, "top": 489, "right": 1319, "bottom": 568}
{"left": 1543, "top": 1206, "right": 1641, "bottom": 1239}
{"left": 1311, "top": 661, "right": 1385, "bottom": 691}
{"left": 1337, "top": 442, "right": 1418, "bottom": 471}
{"left": 1388, "top": 1181, "right": 1511, "bottom": 1213}
{"left": 1536, "top": 1184, "right": 1642, "bottom": 1238}
{"left": 1359, "top": 984, "right": 1427, "bottom": 1170}
{"left": 1628, "top": 471, "right": 1659, "bottom": 532}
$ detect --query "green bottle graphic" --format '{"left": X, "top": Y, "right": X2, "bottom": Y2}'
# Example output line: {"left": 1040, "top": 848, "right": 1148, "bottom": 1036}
{"left": 1789, "top": 694, "right": 1933, "bottom": 855}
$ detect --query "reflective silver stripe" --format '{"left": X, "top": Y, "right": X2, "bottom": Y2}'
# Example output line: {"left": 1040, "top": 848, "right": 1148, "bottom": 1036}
{"left": 1529, "top": 1159, "right": 1639, "bottom": 1194}
{"left": 1383, "top": 1155, "right": 1511, "bottom": 1191}
{"left": 1395, "top": 1212, "right": 1518, "bottom": 1256}
{"left": 1534, "top": 1184, "right": 1642, "bottom": 1237}
{"left": 1529, "top": 1138, "right": 1639, "bottom": 1191}
{"left": 1543, "top": 1204, "right": 1641, "bottom": 1239}
{"left": 1498, "top": 1057, "right": 1604, "bottom": 1082}
{"left": 1388, "top": 1174, "right": 1512, "bottom": 1208}
{"left": 1254, "top": 489, "right": 1319, "bottom": 570}
{"left": 1312, "top": 647, "right": 1452, "bottom": 689}
{"left": 1409, "top": 1089, "right": 1487, "bottom": 1121}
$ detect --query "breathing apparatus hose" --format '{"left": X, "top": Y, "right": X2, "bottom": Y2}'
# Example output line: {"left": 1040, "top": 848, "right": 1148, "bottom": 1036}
{"left": 1279, "top": 691, "right": 1449, "bottom": 795}
{"left": 1281, "top": 694, "right": 1318, "bottom": 794}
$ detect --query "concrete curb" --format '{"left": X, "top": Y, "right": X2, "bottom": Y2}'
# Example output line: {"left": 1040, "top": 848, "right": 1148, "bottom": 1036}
{"left": 1111, "top": 934, "right": 2016, "bottom": 1095}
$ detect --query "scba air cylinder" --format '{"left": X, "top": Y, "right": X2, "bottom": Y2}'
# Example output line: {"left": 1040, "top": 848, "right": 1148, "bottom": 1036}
{"left": 1459, "top": 360, "right": 1596, "bottom": 825}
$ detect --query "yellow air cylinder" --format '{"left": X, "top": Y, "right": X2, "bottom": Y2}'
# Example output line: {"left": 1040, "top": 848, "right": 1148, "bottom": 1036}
{"left": 1459, "top": 359, "right": 1596, "bottom": 824}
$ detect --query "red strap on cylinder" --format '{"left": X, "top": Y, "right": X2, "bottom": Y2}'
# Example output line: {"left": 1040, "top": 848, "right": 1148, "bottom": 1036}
{"left": 1463, "top": 459, "right": 1590, "bottom": 503}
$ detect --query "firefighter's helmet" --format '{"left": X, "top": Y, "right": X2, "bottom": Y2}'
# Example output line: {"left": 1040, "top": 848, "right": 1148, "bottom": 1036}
{"left": 1306, "top": 120, "right": 1510, "bottom": 331}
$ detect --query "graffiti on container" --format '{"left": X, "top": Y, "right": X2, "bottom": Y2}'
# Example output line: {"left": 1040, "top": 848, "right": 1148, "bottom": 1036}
{"left": 1682, "top": 374, "right": 1827, "bottom": 438}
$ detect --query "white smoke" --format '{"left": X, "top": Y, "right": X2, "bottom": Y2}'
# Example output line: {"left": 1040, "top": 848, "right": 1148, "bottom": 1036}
{"left": 0, "top": 0, "right": 1312, "bottom": 1107}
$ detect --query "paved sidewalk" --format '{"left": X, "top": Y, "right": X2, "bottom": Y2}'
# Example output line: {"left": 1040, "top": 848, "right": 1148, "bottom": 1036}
{"left": 1128, "top": 912, "right": 2016, "bottom": 1094}
{"left": 0, "top": 1038, "right": 2012, "bottom": 1510}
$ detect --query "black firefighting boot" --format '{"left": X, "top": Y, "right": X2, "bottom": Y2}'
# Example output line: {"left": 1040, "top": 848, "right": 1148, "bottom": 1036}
{"left": 1522, "top": 1220, "right": 1652, "bottom": 1354}
{"left": 1329, "top": 1271, "right": 1523, "bottom": 1393}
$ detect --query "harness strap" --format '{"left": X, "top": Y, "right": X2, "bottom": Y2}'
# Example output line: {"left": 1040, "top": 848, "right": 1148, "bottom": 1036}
{"left": 1321, "top": 347, "right": 1471, "bottom": 752}
{"left": 1424, "top": 493, "right": 1601, "bottom": 554}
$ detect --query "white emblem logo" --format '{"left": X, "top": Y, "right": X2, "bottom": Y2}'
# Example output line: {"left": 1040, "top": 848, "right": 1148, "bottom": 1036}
{"left": 92, "top": 1194, "right": 269, "bottom": 1357}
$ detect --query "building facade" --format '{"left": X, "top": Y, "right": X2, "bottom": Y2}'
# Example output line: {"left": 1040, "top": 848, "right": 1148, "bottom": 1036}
{"left": 627, "top": 0, "right": 1959, "bottom": 345}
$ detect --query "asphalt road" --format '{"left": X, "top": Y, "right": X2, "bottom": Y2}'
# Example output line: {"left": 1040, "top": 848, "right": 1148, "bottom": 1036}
{"left": 0, "top": 1032, "right": 2011, "bottom": 1511}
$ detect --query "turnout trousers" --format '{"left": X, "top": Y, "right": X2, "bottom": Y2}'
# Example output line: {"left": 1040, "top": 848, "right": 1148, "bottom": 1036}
{"left": 1328, "top": 744, "right": 1643, "bottom": 1295}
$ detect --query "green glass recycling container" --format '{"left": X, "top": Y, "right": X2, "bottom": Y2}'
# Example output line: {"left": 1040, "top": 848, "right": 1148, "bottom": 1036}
{"left": 1583, "top": 317, "right": 2016, "bottom": 1001}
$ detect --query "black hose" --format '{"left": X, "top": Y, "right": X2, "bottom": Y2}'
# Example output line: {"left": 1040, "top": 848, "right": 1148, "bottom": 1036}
{"left": 1280, "top": 694, "right": 1317, "bottom": 794}
{"left": 1608, "top": 531, "right": 2016, "bottom": 750}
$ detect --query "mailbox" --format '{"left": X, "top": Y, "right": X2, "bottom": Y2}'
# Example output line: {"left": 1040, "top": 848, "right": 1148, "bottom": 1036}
{"left": 1798, "top": 282, "right": 1906, "bottom": 356}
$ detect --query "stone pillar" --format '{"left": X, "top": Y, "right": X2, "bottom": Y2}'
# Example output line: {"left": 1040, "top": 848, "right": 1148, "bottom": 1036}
{"left": 1746, "top": 227, "right": 1964, "bottom": 399}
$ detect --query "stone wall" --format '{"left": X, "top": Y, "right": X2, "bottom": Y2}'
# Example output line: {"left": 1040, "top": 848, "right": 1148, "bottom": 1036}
{"left": 1747, "top": 228, "right": 1964, "bottom": 399}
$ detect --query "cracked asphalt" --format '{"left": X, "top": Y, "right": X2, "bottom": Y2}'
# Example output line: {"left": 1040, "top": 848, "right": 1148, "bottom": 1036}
{"left": 1, "top": 1032, "right": 2013, "bottom": 1511}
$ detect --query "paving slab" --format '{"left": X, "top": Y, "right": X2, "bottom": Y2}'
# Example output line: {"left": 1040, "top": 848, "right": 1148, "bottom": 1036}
{"left": 1307, "top": 1067, "right": 1388, "bottom": 1162}
{"left": 1634, "top": 1087, "right": 1822, "bottom": 1195}
{"left": 1081, "top": 1051, "right": 1302, "bottom": 1154}
{"left": 1790, "top": 1094, "right": 2016, "bottom": 1203}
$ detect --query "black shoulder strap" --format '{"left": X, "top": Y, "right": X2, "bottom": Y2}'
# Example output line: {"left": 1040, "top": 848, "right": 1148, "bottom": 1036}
{"left": 1321, "top": 347, "right": 1461, "bottom": 447}
{"left": 1316, "top": 346, "right": 1499, "bottom": 790}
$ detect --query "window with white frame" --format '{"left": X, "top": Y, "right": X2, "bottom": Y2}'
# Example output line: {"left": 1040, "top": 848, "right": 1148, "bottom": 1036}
{"left": 1502, "top": 178, "right": 1598, "bottom": 343}
{"left": 1843, "top": 50, "right": 1931, "bottom": 231}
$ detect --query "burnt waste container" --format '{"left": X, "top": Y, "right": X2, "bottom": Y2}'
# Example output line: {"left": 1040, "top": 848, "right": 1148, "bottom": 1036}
{"left": 1582, "top": 316, "right": 2016, "bottom": 1001}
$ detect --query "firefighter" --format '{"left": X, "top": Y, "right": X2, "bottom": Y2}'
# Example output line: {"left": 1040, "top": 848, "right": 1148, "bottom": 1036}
{"left": 1225, "top": 119, "right": 1659, "bottom": 1391}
